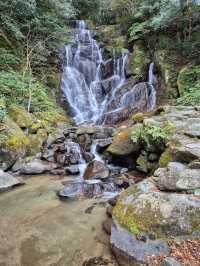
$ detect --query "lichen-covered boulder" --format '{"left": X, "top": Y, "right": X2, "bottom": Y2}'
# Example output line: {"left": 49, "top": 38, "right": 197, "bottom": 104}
{"left": 0, "top": 116, "right": 27, "bottom": 170}
{"left": 8, "top": 105, "right": 33, "bottom": 129}
{"left": 112, "top": 178, "right": 200, "bottom": 265}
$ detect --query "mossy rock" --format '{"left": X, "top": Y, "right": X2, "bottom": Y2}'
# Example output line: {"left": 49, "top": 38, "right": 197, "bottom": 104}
{"left": 8, "top": 105, "right": 33, "bottom": 129}
{"left": 177, "top": 65, "right": 200, "bottom": 96}
{"left": 0, "top": 116, "right": 27, "bottom": 170}
{"left": 132, "top": 112, "right": 145, "bottom": 123}
{"left": 159, "top": 148, "right": 173, "bottom": 168}
{"left": 127, "top": 41, "right": 151, "bottom": 82}
{"left": 107, "top": 125, "right": 141, "bottom": 156}
{"left": 25, "top": 129, "right": 47, "bottom": 156}
{"left": 113, "top": 179, "right": 200, "bottom": 239}
{"left": 154, "top": 49, "right": 180, "bottom": 98}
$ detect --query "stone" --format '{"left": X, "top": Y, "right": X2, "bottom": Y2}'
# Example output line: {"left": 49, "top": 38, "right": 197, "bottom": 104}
{"left": 76, "top": 126, "right": 99, "bottom": 135}
{"left": 169, "top": 134, "right": 200, "bottom": 163}
{"left": 136, "top": 154, "right": 148, "bottom": 173}
{"left": 46, "top": 129, "right": 65, "bottom": 148}
{"left": 96, "top": 138, "right": 113, "bottom": 153}
{"left": 107, "top": 125, "right": 141, "bottom": 156}
{"left": 83, "top": 152, "right": 95, "bottom": 163}
{"left": 0, "top": 116, "right": 27, "bottom": 170}
{"left": 102, "top": 218, "right": 112, "bottom": 235}
{"left": 148, "top": 153, "right": 159, "bottom": 162}
{"left": 154, "top": 162, "right": 200, "bottom": 192}
{"left": 183, "top": 118, "right": 200, "bottom": 137}
{"left": 65, "top": 165, "right": 80, "bottom": 175}
{"left": 8, "top": 105, "right": 33, "bottom": 128}
{"left": 113, "top": 179, "right": 200, "bottom": 239}
{"left": 161, "top": 257, "right": 182, "bottom": 266}
{"left": 111, "top": 220, "right": 170, "bottom": 266}
{"left": 12, "top": 158, "right": 57, "bottom": 175}
{"left": 0, "top": 170, "right": 23, "bottom": 192}
{"left": 84, "top": 160, "right": 109, "bottom": 180}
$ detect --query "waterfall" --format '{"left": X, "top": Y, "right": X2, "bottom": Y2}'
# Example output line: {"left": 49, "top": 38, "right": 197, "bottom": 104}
{"left": 61, "top": 20, "right": 157, "bottom": 125}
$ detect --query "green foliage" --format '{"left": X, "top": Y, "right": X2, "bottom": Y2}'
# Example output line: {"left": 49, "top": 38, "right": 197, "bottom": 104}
{"left": 0, "top": 71, "right": 63, "bottom": 119}
{"left": 0, "top": 98, "right": 6, "bottom": 122}
{"left": 0, "top": 48, "right": 19, "bottom": 70}
{"left": 72, "top": 0, "right": 100, "bottom": 18}
{"left": 177, "top": 81, "right": 200, "bottom": 106}
{"left": 131, "top": 123, "right": 173, "bottom": 147}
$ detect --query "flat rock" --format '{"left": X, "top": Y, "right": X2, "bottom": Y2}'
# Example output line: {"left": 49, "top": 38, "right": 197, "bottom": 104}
{"left": 13, "top": 158, "right": 57, "bottom": 175}
{"left": 0, "top": 170, "right": 23, "bottom": 192}
{"left": 65, "top": 165, "right": 80, "bottom": 175}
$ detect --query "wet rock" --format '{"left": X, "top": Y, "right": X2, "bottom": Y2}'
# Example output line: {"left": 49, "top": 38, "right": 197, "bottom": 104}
{"left": 108, "top": 196, "right": 119, "bottom": 207}
{"left": 96, "top": 138, "right": 113, "bottom": 153}
{"left": 84, "top": 160, "right": 109, "bottom": 180}
{"left": 55, "top": 153, "right": 66, "bottom": 165}
{"left": 148, "top": 153, "right": 159, "bottom": 162}
{"left": 106, "top": 206, "right": 113, "bottom": 218}
{"left": 65, "top": 165, "right": 80, "bottom": 175}
{"left": 13, "top": 158, "right": 57, "bottom": 175}
{"left": 0, "top": 170, "right": 23, "bottom": 192}
{"left": 161, "top": 257, "right": 182, "bottom": 266}
{"left": 83, "top": 152, "right": 95, "bottom": 162}
{"left": 111, "top": 220, "right": 170, "bottom": 266}
{"left": 41, "top": 149, "right": 55, "bottom": 162}
{"left": 50, "top": 168, "right": 65, "bottom": 176}
{"left": 76, "top": 126, "right": 99, "bottom": 135}
{"left": 59, "top": 182, "right": 82, "bottom": 199}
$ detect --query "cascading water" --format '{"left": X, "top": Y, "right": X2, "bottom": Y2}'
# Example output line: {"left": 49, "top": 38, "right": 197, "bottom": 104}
{"left": 61, "top": 20, "right": 156, "bottom": 125}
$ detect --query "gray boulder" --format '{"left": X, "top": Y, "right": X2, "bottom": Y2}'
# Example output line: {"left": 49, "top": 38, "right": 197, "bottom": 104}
{"left": 84, "top": 160, "right": 109, "bottom": 180}
{"left": 0, "top": 170, "right": 23, "bottom": 192}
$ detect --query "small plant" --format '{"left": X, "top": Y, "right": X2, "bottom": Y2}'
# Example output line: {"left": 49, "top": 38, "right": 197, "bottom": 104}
{"left": 131, "top": 123, "right": 173, "bottom": 147}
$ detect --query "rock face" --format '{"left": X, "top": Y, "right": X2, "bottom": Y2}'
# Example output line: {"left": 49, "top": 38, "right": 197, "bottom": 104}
{"left": 0, "top": 170, "right": 23, "bottom": 192}
{"left": 84, "top": 160, "right": 109, "bottom": 180}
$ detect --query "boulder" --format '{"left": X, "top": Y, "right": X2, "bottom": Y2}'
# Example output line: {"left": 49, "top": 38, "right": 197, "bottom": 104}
{"left": 12, "top": 158, "right": 57, "bottom": 175}
{"left": 111, "top": 220, "right": 170, "bottom": 266}
{"left": 0, "top": 170, "right": 23, "bottom": 192}
{"left": 65, "top": 165, "right": 80, "bottom": 175}
{"left": 84, "top": 160, "right": 109, "bottom": 180}
{"left": 96, "top": 138, "right": 113, "bottom": 153}
{"left": 0, "top": 116, "right": 27, "bottom": 170}
{"left": 46, "top": 129, "right": 65, "bottom": 148}
{"left": 8, "top": 105, "right": 33, "bottom": 129}
{"left": 154, "top": 162, "right": 200, "bottom": 192}
{"left": 113, "top": 179, "right": 200, "bottom": 240}
{"left": 107, "top": 125, "right": 141, "bottom": 156}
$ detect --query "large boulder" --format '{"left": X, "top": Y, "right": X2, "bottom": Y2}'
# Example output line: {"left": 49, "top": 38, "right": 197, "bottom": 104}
{"left": 8, "top": 105, "right": 33, "bottom": 129}
{"left": 0, "top": 170, "right": 23, "bottom": 192}
{"left": 0, "top": 116, "right": 27, "bottom": 170}
{"left": 107, "top": 125, "right": 141, "bottom": 156}
{"left": 112, "top": 178, "right": 200, "bottom": 265}
{"left": 84, "top": 160, "right": 109, "bottom": 180}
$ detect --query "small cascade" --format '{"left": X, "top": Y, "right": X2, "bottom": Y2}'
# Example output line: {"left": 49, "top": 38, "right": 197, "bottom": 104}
{"left": 61, "top": 20, "right": 157, "bottom": 125}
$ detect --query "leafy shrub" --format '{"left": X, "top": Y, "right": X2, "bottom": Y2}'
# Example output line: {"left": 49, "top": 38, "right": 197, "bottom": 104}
{"left": 131, "top": 123, "right": 173, "bottom": 147}
{"left": 0, "top": 71, "right": 63, "bottom": 119}
{"left": 177, "top": 81, "right": 200, "bottom": 106}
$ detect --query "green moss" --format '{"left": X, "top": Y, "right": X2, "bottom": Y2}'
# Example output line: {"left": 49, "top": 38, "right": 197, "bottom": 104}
{"left": 132, "top": 112, "right": 145, "bottom": 123}
{"left": 159, "top": 148, "right": 173, "bottom": 168}
{"left": 8, "top": 105, "right": 33, "bottom": 128}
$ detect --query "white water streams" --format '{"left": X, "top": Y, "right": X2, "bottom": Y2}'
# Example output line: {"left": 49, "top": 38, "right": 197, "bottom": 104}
{"left": 61, "top": 20, "right": 157, "bottom": 125}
